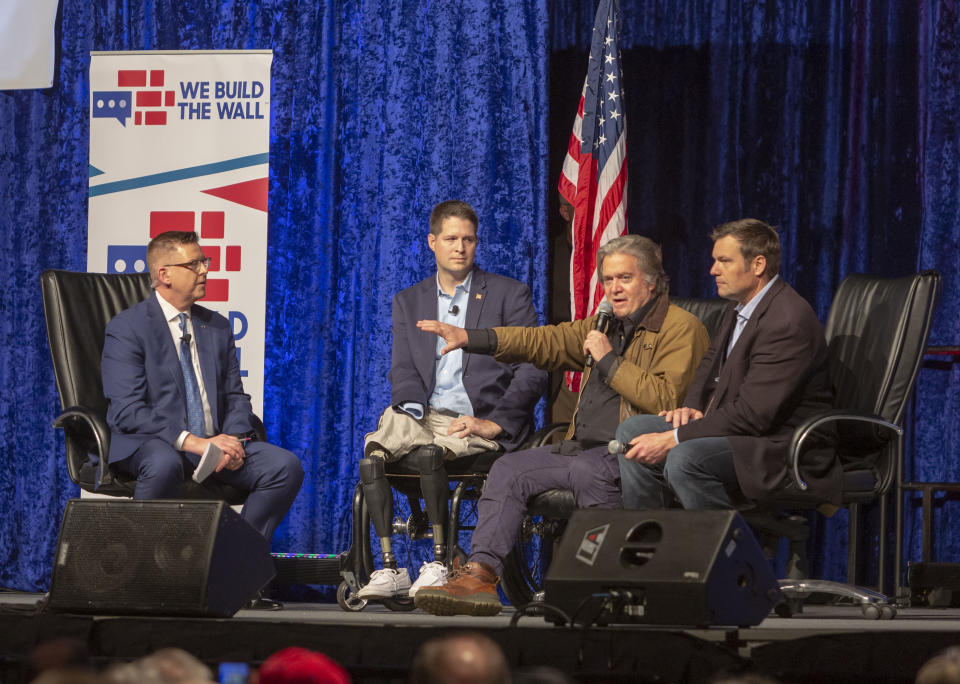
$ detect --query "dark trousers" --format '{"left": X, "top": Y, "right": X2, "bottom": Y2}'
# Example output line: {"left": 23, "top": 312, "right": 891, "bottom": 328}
{"left": 115, "top": 438, "right": 303, "bottom": 542}
{"left": 469, "top": 444, "right": 621, "bottom": 575}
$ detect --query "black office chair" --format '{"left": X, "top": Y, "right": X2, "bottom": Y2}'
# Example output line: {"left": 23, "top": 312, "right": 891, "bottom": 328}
{"left": 748, "top": 271, "right": 941, "bottom": 618}
{"left": 41, "top": 269, "right": 257, "bottom": 503}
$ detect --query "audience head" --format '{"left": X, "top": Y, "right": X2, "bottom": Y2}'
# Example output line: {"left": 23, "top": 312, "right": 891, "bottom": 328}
{"left": 409, "top": 632, "right": 509, "bottom": 684}
{"left": 105, "top": 648, "right": 213, "bottom": 684}
{"left": 917, "top": 646, "right": 960, "bottom": 684}
{"left": 258, "top": 647, "right": 350, "bottom": 684}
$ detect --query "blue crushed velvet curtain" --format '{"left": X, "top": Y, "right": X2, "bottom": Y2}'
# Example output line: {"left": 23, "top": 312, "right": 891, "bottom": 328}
{"left": 2, "top": 0, "right": 959, "bottom": 593}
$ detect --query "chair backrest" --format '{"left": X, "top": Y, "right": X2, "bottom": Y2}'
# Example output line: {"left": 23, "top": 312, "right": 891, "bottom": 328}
{"left": 825, "top": 271, "right": 940, "bottom": 425}
{"left": 672, "top": 296, "right": 729, "bottom": 340}
{"left": 42, "top": 270, "right": 153, "bottom": 417}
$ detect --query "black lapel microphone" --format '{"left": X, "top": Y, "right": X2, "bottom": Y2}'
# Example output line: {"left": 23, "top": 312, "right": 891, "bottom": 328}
{"left": 448, "top": 303, "right": 459, "bottom": 316}
{"left": 585, "top": 300, "right": 614, "bottom": 367}
{"left": 181, "top": 333, "right": 192, "bottom": 344}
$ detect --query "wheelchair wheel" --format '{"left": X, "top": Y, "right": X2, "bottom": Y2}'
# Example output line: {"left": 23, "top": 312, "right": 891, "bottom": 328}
{"left": 500, "top": 513, "right": 562, "bottom": 607}
{"left": 337, "top": 581, "right": 367, "bottom": 612}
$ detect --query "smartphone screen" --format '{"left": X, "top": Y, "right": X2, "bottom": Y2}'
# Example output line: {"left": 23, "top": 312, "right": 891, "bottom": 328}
{"left": 218, "top": 662, "right": 250, "bottom": 684}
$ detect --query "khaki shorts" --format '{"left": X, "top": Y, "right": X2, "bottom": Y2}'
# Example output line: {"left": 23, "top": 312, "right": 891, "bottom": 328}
{"left": 363, "top": 406, "right": 500, "bottom": 462}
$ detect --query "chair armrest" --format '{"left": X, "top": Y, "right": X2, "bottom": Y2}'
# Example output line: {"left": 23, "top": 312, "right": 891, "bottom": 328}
{"left": 787, "top": 410, "right": 903, "bottom": 491}
{"left": 251, "top": 413, "right": 268, "bottom": 442}
{"left": 525, "top": 423, "right": 569, "bottom": 449}
{"left": 53, "top": 406, "right": 111, "bottom": 488}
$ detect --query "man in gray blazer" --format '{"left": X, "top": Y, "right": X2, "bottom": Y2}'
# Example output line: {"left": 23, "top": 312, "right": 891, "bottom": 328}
{"left": 616, "top": 218, "right": 839, "bottom": 510}
{"left": 358, "top": 200, "right": 546, "bottom": 600}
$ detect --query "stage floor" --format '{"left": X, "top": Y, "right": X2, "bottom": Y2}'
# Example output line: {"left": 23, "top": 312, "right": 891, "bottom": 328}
{"left": 3, "top": 591, "right": 960, "bottom": 683}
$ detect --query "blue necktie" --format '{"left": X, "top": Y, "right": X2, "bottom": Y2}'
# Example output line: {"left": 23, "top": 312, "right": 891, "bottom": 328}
{"left": 178, "top": 313, "right": 206, "bottom": 437}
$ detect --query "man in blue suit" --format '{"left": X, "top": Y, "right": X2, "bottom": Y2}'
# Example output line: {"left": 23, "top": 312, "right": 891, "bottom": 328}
{"left": 101, "top": 230, "right": 303, "bottom": 547}
{"left": 357, "top": 200, "right": 546, "bottom": 601}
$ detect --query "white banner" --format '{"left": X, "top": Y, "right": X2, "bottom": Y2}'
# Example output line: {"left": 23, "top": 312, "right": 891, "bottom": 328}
{"left": 0, "top": 0, "right": 59, "bottom": 89}
{"left": 88, "top": 50, "right": 272, "bottom": 414}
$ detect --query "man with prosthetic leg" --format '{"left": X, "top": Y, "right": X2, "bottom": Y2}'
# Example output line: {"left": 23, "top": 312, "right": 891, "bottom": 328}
{"left": 356, "top": 201, "right": 546, "bottom": 601}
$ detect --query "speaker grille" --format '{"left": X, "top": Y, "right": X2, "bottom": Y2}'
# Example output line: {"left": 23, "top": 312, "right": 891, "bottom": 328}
{"left": 49, "top": 499, "right": 273, "bottom": 617}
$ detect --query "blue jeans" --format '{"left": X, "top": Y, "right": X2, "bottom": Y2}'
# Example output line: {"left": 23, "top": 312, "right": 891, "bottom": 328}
{"left": 616, "top": 414, "right": 739, "bottom": 510}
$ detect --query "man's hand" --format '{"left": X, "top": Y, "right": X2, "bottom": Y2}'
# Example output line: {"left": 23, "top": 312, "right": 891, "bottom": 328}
{"left": 447, "top": 415, "right": 503, "bottom": 440}
{"left": 417, "top": 320, "right": 468, "bottom": 355}
{"left": 658, "top": 407, "right": 703, "bottom": 427}
{"left": 582, "top": 329, "right": 613, "bottom": 365}
{"left": 183, "top": 433, "right": 246, "bottom": 472}
{"left": 623, "top": 431, "right": 676, "bottom": 465}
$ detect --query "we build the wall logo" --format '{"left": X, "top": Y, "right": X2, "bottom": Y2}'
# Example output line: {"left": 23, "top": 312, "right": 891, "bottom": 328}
{"left": 89, "top": 51, "right": 272, "bottom": 407}
{"left": 92, "top": 67, "right": 265, "bottom": 127}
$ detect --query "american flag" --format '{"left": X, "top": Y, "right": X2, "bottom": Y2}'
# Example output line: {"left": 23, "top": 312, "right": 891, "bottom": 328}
{"left": 558, "top": 0, "right": 627, "bottom": 390}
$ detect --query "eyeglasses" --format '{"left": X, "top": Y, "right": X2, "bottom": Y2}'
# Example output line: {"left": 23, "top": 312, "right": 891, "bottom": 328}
{"left": 164, "top": 257, "right": 212, "bottom": 273}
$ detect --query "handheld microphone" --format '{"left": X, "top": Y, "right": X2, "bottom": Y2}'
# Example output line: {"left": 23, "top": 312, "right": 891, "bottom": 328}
{"left": 608, "top": 439, "right": 626, "bottom": 454}
{"left": 585, "top": 300, "right": 614, "bottom": 368}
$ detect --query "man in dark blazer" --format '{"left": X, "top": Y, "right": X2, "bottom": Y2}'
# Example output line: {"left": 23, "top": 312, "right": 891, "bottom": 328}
{"left": 616, "top": 218, "right": 840, "bottom": 509}
{"left": 358, "top": 200, "right": 546, "bottom": 600}
{"left": 101, "top": 231, "right": 303, "bottom": 545}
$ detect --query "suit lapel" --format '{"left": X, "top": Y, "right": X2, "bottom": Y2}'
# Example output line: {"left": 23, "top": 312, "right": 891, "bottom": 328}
{"left": 416, "top": 277, "right": 440, "bottom": 387}
{"left": 713, "top": 279, "right": 786, "bottom": 407}
{"left": 191, "top": 305, "right": 220, "bottom": 432}
{"left": 146, "top": 295, "right": 187, "bottom": 400}
{"left": 462, "top": 269, "right": 485, "bottom": 375}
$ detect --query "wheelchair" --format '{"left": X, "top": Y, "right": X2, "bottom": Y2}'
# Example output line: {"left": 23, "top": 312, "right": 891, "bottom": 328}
{"left": 337, "top": 423, "right": 571, "bottom": 611}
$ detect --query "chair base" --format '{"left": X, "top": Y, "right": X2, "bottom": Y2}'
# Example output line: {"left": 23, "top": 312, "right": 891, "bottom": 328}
{"left": 777, "top": 579, "right": 897, "bottom": 619}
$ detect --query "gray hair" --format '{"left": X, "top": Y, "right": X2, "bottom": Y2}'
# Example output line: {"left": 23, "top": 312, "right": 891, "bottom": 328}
{"left": 595, "top": 234, "right": 669, "bottom": 296}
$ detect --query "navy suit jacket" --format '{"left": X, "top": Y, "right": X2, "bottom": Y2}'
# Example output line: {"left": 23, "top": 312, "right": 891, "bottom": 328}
{"left": 678, "top": 278, "right": 840, "bottom": 503}
{"left": 102, "top": 293, "right": 254, "bottom": 464}
{"left": 389, "top": 268, "right": 547, "bottom": 451}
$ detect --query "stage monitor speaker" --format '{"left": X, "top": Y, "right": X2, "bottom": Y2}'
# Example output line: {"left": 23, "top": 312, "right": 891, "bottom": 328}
{"left": 48, "top": 499, "right": 275, "bottom": 617}
{"left": 543, "top": 509, "right": 782, "bottom": 627}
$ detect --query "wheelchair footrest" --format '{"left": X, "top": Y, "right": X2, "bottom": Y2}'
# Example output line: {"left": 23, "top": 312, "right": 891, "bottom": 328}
{"left": 271, "top": 552, "right": 347, "bottom": 585}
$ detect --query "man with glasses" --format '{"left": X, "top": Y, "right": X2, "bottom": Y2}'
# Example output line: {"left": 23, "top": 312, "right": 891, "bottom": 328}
{"left": 101, "top": 231, "right": 303, "bottom": 547}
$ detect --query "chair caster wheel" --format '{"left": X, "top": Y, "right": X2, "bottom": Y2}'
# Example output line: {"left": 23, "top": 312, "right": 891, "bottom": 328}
{"left": 880, "top": 604, "right": 897, "bottom": 620}
{"left": 337, "top": 581, "right": 367, "bottom": 612}
{"left": 861, "top": 603, "right": 882, "bottom": 620}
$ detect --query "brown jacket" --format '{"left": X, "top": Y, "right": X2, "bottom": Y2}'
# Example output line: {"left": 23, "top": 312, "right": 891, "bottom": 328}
{"left": 492, "top": 295, "right": 710, "bottom": 440}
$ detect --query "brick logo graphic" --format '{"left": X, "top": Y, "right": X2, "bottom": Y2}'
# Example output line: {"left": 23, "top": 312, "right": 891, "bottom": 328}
{"left": 92, "top": 69, "right": 175, "bottom": 127}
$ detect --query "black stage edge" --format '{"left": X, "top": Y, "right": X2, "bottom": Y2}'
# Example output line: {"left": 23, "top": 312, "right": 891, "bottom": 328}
{"left": 3, "top": 594, "right": 960, "bottom": 683}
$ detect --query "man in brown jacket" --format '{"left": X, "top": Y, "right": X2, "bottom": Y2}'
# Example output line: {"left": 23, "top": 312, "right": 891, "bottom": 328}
{"left": 413, "top": 234, "right": 709, "bottom": 616}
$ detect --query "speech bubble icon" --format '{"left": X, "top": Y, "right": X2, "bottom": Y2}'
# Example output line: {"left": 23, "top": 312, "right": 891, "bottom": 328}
{"left": 107, "top": 245, "right": 148, "bottom": 274}
{"left": 92, "top": 91, "right": 132, "bottom": 126}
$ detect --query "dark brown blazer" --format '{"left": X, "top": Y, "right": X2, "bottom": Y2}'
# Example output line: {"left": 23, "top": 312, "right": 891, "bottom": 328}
{"left": 677, "top": 278, "right": 841, "bottom": 504}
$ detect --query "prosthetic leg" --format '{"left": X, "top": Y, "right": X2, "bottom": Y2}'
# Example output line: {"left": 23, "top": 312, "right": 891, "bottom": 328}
{"left": 409, "top": 445, "right": 450, "bottom": 563}
{"left": 359, "top": 455, "right": 397, "bottom": 570}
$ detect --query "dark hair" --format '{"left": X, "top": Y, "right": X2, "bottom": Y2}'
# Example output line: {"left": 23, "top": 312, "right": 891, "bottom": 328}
{"left": 429, "top": 200, "right": 479, "bottom": 236}
{"left": 595, "top": 234, "right": 669, "bottom": 296}
{"left": 710, "top": 218, "right": 781, "bottom": 278}
{"left": 410, "top": 632, "right": 509, "bottom": 684}
{"left": 146, "top": 230, "right": 199, "bottom": 287}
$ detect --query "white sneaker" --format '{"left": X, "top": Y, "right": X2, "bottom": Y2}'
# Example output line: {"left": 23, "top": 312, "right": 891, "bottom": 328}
{"left": 357, "top": 568, "right": 412, "bottom": 599}
{"left": 408, "top": 561, "right": 448, "bottom": 598}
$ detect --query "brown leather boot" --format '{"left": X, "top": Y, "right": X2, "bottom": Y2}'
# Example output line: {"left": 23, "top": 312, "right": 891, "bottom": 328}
{"left": 413, "top": 560, "right": 501, "bottom": 616}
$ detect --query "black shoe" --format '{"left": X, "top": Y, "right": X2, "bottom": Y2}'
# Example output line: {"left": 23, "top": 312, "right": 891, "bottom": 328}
{"left": 246, "top": 592, "right": 283, "bottom": 611}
